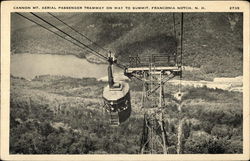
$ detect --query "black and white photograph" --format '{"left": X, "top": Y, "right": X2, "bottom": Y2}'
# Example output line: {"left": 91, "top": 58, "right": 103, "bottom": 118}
{"left": 1, "top": 1, "right": 249, "bottom": 160}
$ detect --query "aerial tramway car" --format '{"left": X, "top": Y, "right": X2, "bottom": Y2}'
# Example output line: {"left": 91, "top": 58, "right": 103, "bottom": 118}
{"left": 102, "top": 54, "right": 131, "bottom": 126}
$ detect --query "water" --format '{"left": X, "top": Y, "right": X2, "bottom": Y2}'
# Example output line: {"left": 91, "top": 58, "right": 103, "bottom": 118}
{"left": 11, "top": 53, "right": 121, "bottom": 80}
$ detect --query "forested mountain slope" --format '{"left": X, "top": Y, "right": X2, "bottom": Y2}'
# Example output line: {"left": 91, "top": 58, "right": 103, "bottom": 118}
{"left": 10, "top": 75, "right": 243, "bottom": 154}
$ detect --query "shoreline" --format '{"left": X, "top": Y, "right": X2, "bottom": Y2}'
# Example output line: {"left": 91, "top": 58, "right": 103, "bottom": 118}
{"left": 11, "top": 73, "right": 243, "bottom": 93}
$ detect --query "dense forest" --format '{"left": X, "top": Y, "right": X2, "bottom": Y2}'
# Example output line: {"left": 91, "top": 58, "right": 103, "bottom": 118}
{"left": 10, "top": 75, "right": 243, "bottom": 154}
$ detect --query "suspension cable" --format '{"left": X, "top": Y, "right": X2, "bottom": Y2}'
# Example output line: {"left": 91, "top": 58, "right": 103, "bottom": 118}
{"left": 16, "top": 12, "right": 127, "bottom": 70}
{"left": 179, "top": 13, "right": 183, "bottom": 93}
{"left": 47, "top": 12, "right": 110, "bottom": 54}
{"left": 15, "top": 13, "right": 95, "bottom": 56}
{"left": 30, "top": 12, "right": 108, "bottom": 61}
{"left": 172, "top": 13, "right": 176, "bottom": 40}
{"left": 180, "top": 13, "right": 184, "bottom": 69}
{"left": 31, "top": 12, "right": 126, "bottom": 69}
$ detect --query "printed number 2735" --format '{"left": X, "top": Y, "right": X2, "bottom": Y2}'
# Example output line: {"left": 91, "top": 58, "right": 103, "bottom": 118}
{"left": 230, "top": 6, "right": 240, "bottom": 10}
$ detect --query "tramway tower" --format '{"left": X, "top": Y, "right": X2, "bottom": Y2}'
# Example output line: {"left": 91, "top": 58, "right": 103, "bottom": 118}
{"left": 124, "top": 13, "right": 183, "bottom": 154}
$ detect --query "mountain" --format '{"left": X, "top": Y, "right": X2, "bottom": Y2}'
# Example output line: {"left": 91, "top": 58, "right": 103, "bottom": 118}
{"left": 11, "top": 12, "right": 243, "bottom": 78}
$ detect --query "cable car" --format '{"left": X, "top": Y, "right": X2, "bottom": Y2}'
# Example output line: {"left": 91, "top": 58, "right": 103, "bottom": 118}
{"left": 103, "top": 54, "right": 131, "bottom": 126}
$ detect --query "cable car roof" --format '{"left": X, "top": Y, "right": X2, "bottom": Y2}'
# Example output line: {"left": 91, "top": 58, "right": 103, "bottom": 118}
{"left": 103, "top": 82, "right": 129, "bottom": 101}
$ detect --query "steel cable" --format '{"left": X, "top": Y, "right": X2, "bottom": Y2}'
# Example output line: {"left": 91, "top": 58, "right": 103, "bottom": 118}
{"left": 30, "top": 12, "right": 108, "bottom": 61}
{"left": 47, "top": 12, "right": 110, "bottom": 54}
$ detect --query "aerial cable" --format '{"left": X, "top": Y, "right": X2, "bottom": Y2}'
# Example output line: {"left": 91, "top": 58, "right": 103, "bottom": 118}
{"left": 179, "top": 13, "right": 184, "bottom": 94}
{"left": 30, "top": 12, "right": 108, "bottom": 61}
{"left": 180, "top": 13, "right": 183, "bottom": 69}
{"left": 173, "top": 13, "right": 178, "bottom": 65}
{"left": 16, "top": 13, "right": 110, "bottom": 62}
{"left": 47, "top": 12, "right": 110, "bottom": 54}
{"left": 31, "top": 12, "right": 126, "bottom": 69}
{"left": 16, "top": 12, "right": 127, "bottom": 70}
{"left": 15, "top": 13, "right": 96, "bottom": 56}
{"left": 172, "top": 13, "right": 183, "bottom": 96}
{"left": 177, "top": 13, "right": 184, "bottom": 154}
{"left": 172, "top": 13, "right": 177, "bottom": 41}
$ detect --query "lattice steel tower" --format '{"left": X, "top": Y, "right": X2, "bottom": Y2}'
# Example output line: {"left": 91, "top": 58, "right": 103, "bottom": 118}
{"left": 125, "top": 13, "right": 183, "bottom": 154}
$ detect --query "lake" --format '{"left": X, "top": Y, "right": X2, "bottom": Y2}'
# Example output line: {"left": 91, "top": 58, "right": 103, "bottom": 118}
{"left": 11, "top": 53, "right": 121, "bottom": 80}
